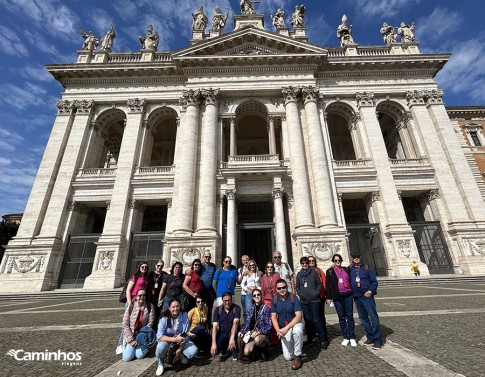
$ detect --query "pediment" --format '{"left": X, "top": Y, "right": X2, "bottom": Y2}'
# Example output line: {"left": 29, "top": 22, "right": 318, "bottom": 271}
{"left": 172, "top": 27, "right": 327, "bottom": 60}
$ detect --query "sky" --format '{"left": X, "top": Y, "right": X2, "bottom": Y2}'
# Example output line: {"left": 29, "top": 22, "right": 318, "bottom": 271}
{"left": 0, "top": 0, "right": 484, "bottom": 217}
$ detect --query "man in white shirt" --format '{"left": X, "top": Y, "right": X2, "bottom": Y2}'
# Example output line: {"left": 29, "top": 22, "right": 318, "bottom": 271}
{"left": 273, "top": 251, "right": 295, "bottom": 293}
{"left": 237, "top": 254, "right": 250, "bottom": 319}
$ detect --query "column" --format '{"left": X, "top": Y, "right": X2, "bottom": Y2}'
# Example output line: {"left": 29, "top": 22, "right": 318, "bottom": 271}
{"left": 15, "top": 101, "right": 76, "bottom": 239}
{"left": 347, "top": 115, "right": 365, "bottom": 159}
{"left": 226, "top": 190, "right": 237, "bottom": 263}
{"left": 135, "top": 119, "right": 149, "bottom": 168}
{"left": 281, "top": 86, "right": 314, "bottom": 229}
{"left": 196, "top": 88, "right": 220, "bottom": 233}
{"left": 273, "top": 188, "right": 288, "bottom": 259}
{"left": 229, "top": 116, "right": 237, "bottom": 156}
{"left": 171, "top": 90, "right": 201, "bottom": 233}
{"left": 302, "top": 86, "right": 339, "bottom": 227}
{"left": 39, "top": 100, "right": 96, "bottom": 237}
{"left": 268, "top": 116, "right": 277, "bottom": 155}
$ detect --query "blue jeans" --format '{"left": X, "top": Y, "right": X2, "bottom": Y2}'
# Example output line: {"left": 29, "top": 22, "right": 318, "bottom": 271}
{"left": 191, "top": 325, "right": 211, "bottom": 351}
{"left": 334, "top": 292, "right": 355, "bottom": 339}
{"left": 117, "top": 302, "right": 129, "bottom": 346}
{"left": 156, "top": 339, "right": 198, "bottom": 366}
{"left": 122, "top": 343, "right": 148, "bottom": 362}
{"left": 241, "top": 294, "right": 248, "bottom": 320}
{"left": 354, "top": 295, "right": 382, "bottom": 344}
{"left": 301, "top": 301, "right": 326, "bottom": 343}
{"left": 216, "top": 331, "right": 238, "bottom": 359}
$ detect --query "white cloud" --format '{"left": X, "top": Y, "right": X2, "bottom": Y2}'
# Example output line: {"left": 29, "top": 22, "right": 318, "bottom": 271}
{"left": 17, "top": 66, "right": 53, "bottom": 82}
{"left": 0, "top": 25, "right": 29, "bottom": 57}
{"left": 0, "top": 157, "right": 12, "bottom": 166}
{"left": 415, "top": 7, "right": 462, "bottom": 47}
{"left": 0, "top": 0, "right": 79, "bottom": 40}
{"left": 114, "top": 0, "right": 140, "bottom": 22}
{"left": 0, "top": 127, "right": 24, "bottom": 144}
{"left": 85, "top": 7, "right": 115, "bottom": 35}
{"left": 307, "top": 13, "right": 333, "bottom": 46}
{"left": 435, "top": 33, "right": 485, "bottom": 104}
{"left": 0, "top": 83, "right": 48, "bottom": 110}
{"left": 23, "top": 30, "right": 60, "bottom": 55}
{"left": 353, "top": 0, "right": 421, "bottom": 19}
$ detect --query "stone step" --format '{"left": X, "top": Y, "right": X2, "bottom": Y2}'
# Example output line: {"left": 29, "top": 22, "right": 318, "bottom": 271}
{"left": 378, "top": 274, "right": 485, "bottom": 287}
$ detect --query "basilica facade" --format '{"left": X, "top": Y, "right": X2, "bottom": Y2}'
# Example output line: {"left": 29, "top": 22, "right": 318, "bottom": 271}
{"left": 2, "top": 9, "right": 485, "bottom": 292}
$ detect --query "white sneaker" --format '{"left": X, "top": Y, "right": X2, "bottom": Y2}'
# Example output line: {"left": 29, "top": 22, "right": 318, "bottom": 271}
{"left": 156, "top": 364, "right": 164, "bottom": 376}
{"left": 115, "top": 345, "right": 123, "bottom": 355}
{"left": 341, "top": 339, "right": 350, "bottom": 346}
{"left": 181, "top": 355, "right": 188, "bottom": 365}
{"left": 350, "top": 339, "right": 357, "bottom": 347}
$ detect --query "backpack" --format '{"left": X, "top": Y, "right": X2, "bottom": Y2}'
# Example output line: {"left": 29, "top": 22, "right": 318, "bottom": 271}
{"left": 273, "top": 292, "right": 295, "bottom": 307}
{"left": 119, "top": 275, "right": 138, "bottom": 303}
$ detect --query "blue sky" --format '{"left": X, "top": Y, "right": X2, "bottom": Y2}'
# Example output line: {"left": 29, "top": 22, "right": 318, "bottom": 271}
{"left": 0, "top": 0, "right": 484, "bottom": 217}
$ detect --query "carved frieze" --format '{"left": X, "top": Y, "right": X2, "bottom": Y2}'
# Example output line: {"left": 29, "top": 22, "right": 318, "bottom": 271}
{"left": 171, "top": 247, "right": 211, "bottom": 266}
{"left": 302, "top": 242, "right": 341, "bottom": 261}
{"left": 465, "top": 239, "right": 485, "bottom": 256}
{"left": 6, "top": 255, "right": 45, "bottom": 274}
{"left": 127, "top": 98, "right": 146, "bottom": 113}
{"left": 97, "top": 251, "right": 115, "bottom": 270}
{"left": 201, "top": 88, "right": 221, "bottom": 106}
{"left": 56, "top": 100, "right": 75, "bottom": 115}
{"left": 397, "top": 239, "right": 412, "bottom": 258}
{"left": 355, "top": 92, "right": 375, "bottom": 107}
{"left": 73, "top": 99, "right": 95, "bottom": 115}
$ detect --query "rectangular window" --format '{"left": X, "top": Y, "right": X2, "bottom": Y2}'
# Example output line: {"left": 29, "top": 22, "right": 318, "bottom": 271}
{"left": 469, "top": 131, "right": 482, "bottom": 146}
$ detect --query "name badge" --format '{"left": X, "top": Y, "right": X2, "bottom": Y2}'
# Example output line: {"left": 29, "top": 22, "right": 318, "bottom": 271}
{"left": 154, "top": 283, "right": 158, "bottom": 289}
{"left": 338, "top": 278, "right": 343, "bottom": 283}
{"left": 304, "top": 281, "right": 307, "bottom": 288}
{"left": 356, "top": 276, "right": 360, "bottom": 283}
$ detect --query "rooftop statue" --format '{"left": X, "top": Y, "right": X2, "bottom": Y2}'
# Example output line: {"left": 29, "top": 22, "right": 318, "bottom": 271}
{"left": 79, "top": 28, "right": 99, "bottom": 52}
{"left": 139, "top": 24, "right": 159, "bottom": 51}
{"left": 212, "top": 7, "right": 228, "bottom": 31}
{"left": 100, "top": 25, "right": 116, "bottom": 52}
{"left": 240, "top": 0, "right": 255, "bottom": 15}
{"left": 290, "top": 5, "right": 305, "bottom": 28}
{"left": 398, "top": 21, "right": 415, "bottom": 43}
{"left": 380, "top": 22, "right": 397, "bottom": 45}
{"left": 271, "top": 9, "right": 286, "bottom": 29}
{"left": 336, "top": 14, "right": 355, "bottom": 47}
{"left": 192, "top": 5, "right": 208, "bottom": 31}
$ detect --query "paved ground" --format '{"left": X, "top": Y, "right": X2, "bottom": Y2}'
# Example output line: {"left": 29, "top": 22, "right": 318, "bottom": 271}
{"left": 1, "top": 281, "right": 484, "bottom": 377}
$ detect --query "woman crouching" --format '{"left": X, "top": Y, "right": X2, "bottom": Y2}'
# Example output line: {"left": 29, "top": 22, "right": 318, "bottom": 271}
{"left": 121, "top": 289, "right": 155, "bottom": 362}
{"left": 155, "top": 298, "right": 198, "bottom": 376}
{"left": 238, "top": 288, "right": 271, "bottom": 362}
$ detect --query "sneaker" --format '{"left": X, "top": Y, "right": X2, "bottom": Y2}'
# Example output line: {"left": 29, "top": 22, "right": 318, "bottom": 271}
{"left": 350, "top": 339, "right": 357, "bottom": 347}
{"left": 232, "top": 356, "right": 238, "bottom": 361}
{"left": 341, "top": 339, "right": 350, "bottom": 347}
{"left": 364, "top": 339, "right": 374, "bottom": 346}
{"left": 320, "top": 341, "right": 328, "bottom": 350}
{"left": 181, "top": 355, "right": 188, "bottom": 365}
{"left": 115, "top": 345, "right": 123, "bottom": 355}
{"left": 155, "top": 364, "right": 164, "bottom": 376}
{"left": 372, "top": 343, "right": 383, "bottom": 350}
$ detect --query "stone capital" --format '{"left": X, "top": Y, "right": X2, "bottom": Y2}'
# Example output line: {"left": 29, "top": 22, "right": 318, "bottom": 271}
{"left": 282, "top": 86, "right": 300, "bottom": 106}
{"left": 427, "top": 188, "right": 440, "bottom": 201}
{"left": 129, "top": 199, "right": 145, "bottom": 211}
{"left": 127, "top": 98, "right": 146, "bottom": 113}
{"left": 426, "top": 89, "right": 444, "bottom": 105}
{"left": 365, "top": 191, "right": 381, "bottom": 206}
{"left": 272, "top": 188, "right": 284, "bottom": 201}
{"left": 406, "top": 90, "right": 426, "bottom": 107}
{"left": 225, "top": 189, "right": 236, "bottom": 200}
{"left": 180, "top": 89, "right": 202, "bottom": 108}
{"left": 73, "top": 99, "right": 95, "bottom": 115}
{"left": 355, "top": 92, "right": 375, "bottom": 108}
{"left": 301, "top": 86, "right": 320, "bottom": 105}
{"left": 201, "top": 88, "right": 221, "bottom": 106}
{"left": 56, "top": 100, "right": 75, "bottom": 115}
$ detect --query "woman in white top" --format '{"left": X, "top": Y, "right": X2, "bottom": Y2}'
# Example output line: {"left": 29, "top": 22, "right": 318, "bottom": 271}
{"left": 241, "top": 260, "right": 261, "bottom": 313}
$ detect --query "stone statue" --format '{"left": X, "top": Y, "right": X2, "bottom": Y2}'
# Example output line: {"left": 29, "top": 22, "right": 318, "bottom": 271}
{"left": 290, "top": 5, "right": 305, "bottom": 28}
{"left": 79, "top": 28, "right": 99, "bottom": 52}
{"left": 240, "top": 0, "right": 255, "bottom": 15}
{"left": 380, "top": 22, "right": 397, "bottom": 45}
{"left": 272, "top": 9, "right": 286, "bottom": 29}
{"left": 139, "top": 24, "right": 159, "bottom": 51}
{"left": 192, "top": 5, "right": 208, "bottom": 31}
{"left": 336, "top": 14, "right": 355, "bottom": 47}
{"left": 100, "top": 25, "right": 116, "bottom": 52}
{"left": 212, "top": 7, "right": 228, "bottom": 31}
{"left": 397, "top": 21, "right": 415, "bottom": 43}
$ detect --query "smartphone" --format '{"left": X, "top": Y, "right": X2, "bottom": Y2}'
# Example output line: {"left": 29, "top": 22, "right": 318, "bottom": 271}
{"left": 180, "top": 332, "right": 187, "bottom": 338}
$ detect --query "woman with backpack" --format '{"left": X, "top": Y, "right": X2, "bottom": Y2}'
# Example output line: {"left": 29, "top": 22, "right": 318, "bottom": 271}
{"left": 155, "top": 298, "right": 198, "bottom": 376}
{"left": 121, "top": 288, "right": 156, "bottom": 361}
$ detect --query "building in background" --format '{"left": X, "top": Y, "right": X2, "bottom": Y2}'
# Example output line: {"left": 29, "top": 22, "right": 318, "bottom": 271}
{"left": 1, "top": 6, "right": 485, "bottom": 292}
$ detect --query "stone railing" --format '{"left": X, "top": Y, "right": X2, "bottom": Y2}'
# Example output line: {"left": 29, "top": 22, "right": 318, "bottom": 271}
{"left": 220, "top": 154, "right": 282, "bottom": 168}
{"left": 135, "top": 166, "right": 174, "bottom": 175}
{"left": 333, "top": 159, "right": 370, "bottom": 167}
{"left": 106, "top": 52, "right": 172, "bottom": 63}
{"left": 77, "top": 168, "right": 117, "bottom": 177}
{"left": 327, "top": 47, "right": 392, "bottom": 58}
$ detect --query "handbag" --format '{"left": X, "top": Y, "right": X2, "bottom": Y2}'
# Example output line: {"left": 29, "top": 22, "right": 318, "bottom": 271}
{"left": 242, "top": 331, "right": 251, "bottom": 344}
{"left": 178, "top": 293, "right": 190, "bottom": 311}
{"left": 119, "top": 276, "right": 138, "bottom": 303}
{"left": 164, "top": 343, "right": 180, "bottom": 365}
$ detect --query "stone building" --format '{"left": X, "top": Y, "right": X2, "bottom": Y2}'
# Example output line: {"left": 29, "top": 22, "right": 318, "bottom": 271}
{"left": 1, "top": 9, "right": 485, "bottom": 292}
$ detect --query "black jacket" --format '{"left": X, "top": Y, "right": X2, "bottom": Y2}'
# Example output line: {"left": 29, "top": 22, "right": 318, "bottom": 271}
{"left": 325, "top": 266, "right": 351, "bottom": 300}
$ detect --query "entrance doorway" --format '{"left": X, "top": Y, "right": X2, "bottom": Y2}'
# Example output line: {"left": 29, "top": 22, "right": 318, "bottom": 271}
{"left": 347, "top": 225, "right": 388, "bottom": 276}
{"left": 238, "top": 225, "right": 273, "bottom": 270}
{"left": 59, "top": 234, "right": 99, "bottom": 288}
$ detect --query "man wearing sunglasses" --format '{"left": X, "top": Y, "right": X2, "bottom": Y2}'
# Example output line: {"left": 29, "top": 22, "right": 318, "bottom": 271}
{"left": 200, "top": 251, "right": 217, "bottom": 324}
{"left": 273, "top": 251, "right": 295, "bottom": 293}
{"left": 271, "top": 279, "right": 304, "bottom": 370}
{"left": 213, "top": 256, "right": 238, "bottom": 307}
{"left": 350, "top": 252, "right": 382, "bottom": 350}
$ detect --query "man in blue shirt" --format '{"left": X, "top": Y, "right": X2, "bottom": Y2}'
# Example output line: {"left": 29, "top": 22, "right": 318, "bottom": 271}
{"left": 213, "top": 256, "right": 238, "bottom": 306}
{"left": 349, "top": 252, "right": 382, "bottom": 349}
{"left": 211, "top": 292, "right": 241, "bottom": 361}
{"left": 200, "top": 251, "right": 217, "bottom": 323}
{"left": 271, "top": 278, "right": 304, "bottom": 370}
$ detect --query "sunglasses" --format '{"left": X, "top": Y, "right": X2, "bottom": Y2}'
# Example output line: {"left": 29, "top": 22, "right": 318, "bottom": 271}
{"left": 308, "top": 260, "right": 315, "bottom": 263}
{"left": 156, "top": 264, "right": 162, "bottom": 267}
{"left": 276, "top": 286, "right": 287, "bottom": 290}
{"left": 204, "top": 256, "right": 211, "bottom": 258}
{"left": 137, "top": 294, "right": 146, "bottom": 297}
{"left": 274, "top": 256, "right": 281, "bottom": 259}
{"left": 333, "top": 259, "right": 341, "bottom": 263}
{"left": 196, "top": 300, "right": 203, "bottom": 304}
{"left": 194, "top": 263, "right": 201, "bottom": 266}
{"left": 224, "top": 260, "right": 231, "bottom": 263}
{"left": 352, "top": 256, "right": 361, "bottom": 259}
{"left": 253, "top": 293, "right": 261, "bottom": 297}
{"left": 301, "top": 262, "right": 309, "bottom": 265}
{"left": 140, "top": 266, "right": 148, "bottom": 269}
{"left": 223, "top": 299, "right": 232, "bottom": 303}
{"left": 249, "top": 264, "right": 255, "bottom": 267}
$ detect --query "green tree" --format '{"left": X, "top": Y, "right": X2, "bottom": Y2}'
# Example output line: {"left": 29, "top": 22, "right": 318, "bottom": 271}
{"left": 0, "top": 220, "right": 19, "bottom": 262}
